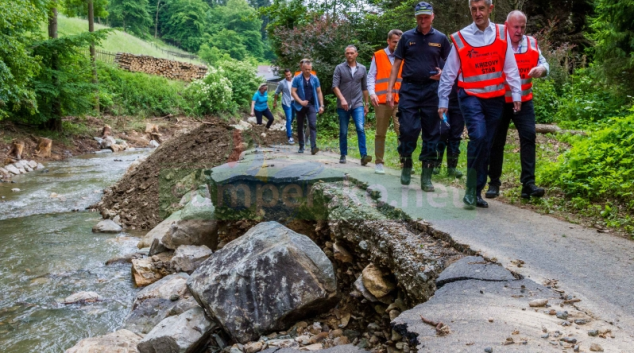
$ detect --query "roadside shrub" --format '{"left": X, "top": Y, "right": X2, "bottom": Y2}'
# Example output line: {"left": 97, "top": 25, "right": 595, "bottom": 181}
{"left": 541, "top": 110, "right": 634, "bottom": 208}
{"left": 554, "top": 69, "right": 632, "bottom": 130}
{"left": 532, "top": 78, "right": 559, "bottom": 124}
{"left": 182, "top": 66, "right": 234, "bottom": 116}
{"left": 217, "top": 60, "right": 261, "bottom": 109}
{"left": 98, "top": 63, "right": 187, "bottom": 117}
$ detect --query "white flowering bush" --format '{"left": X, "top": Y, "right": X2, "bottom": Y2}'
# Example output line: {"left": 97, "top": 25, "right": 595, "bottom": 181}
{"left": 183, "top": 66, "right": 235, "bottom": 116}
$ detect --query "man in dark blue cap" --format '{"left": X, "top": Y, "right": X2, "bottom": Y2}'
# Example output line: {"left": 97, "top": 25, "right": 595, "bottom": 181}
{"left": 386, "top": 1, "right": 451, "bottom": 191}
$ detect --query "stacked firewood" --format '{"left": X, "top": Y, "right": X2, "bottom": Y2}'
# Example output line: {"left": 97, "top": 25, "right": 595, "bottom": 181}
{"left": 115, "top": 53, "right": 207, "bottom": 81}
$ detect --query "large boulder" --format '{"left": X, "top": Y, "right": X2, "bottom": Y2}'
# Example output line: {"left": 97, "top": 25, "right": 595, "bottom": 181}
{"left": 0, "top": 167, "right": 10, "bottom": 179}
{"left": 187, "top": 221, "right": 337, "bottom": 344}
{"left": 170, "top": 245, "right": 212, "bottom": 273}
{"left": 131, "top": 252, "right": 174, "bottom": 287}
{"left": 137, "top": 307, "right": 215, "bottom": 353}
{"left": 162, "top": 219, "right": 218, "bottom": 250}
{"left": 124, "top": 273, "right": 200, "bottom": 335}
{"left": 5, "top": 164, "right": 20, "bottom": 175}
{"left": 93, "top": 220, "right": 123, "bottom": 234}
{"left": 65, "top": 329, "right": 142, "bottom": 353}
{"left": 137, "top": 211, "right": 183, "bottom": 249}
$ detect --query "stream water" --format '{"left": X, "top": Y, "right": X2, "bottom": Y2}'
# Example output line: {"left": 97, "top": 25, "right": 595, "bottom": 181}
{"left": 0, "top": 150, "right": 149, "bottom": 352}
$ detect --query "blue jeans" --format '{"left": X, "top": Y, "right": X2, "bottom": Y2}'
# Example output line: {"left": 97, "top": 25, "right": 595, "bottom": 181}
{"left": 282, "top": 104, "right": 295, "bottom": 139}
{"left": 458, "top": 89, "right": 505, "bottom": 195}
{"left": 337, "top": 106, "right": 367, "bottom": 157}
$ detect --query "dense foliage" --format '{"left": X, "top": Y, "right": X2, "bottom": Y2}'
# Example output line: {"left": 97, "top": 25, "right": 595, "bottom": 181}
{"left": 541, "top": 111, "right": 634, "bottom": 208}
{"left": 0, "top": 0, "right": 49, "bottom": 119}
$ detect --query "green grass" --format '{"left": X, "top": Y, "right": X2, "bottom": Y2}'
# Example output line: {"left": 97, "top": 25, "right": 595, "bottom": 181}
{"left": 44, "top": 15, "right": 204, "bottom": 65}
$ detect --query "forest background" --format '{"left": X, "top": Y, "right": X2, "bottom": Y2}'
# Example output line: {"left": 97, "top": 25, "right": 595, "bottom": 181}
{"left": 1, "top": 0, "right": 634, "bottom": 235}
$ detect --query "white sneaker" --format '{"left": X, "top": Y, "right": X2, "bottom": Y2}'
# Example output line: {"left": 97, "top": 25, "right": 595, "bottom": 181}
{"left": 375, "top": 163, "right": 385, "bottom": 174}
{"left": 288, "top": 137, "right": 295, "bottom": 145}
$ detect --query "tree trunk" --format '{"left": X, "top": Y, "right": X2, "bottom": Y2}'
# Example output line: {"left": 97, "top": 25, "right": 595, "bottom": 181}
{"left": 155, "top": 0, "right": 161, "bottom": 39}
{"left": 48, "top": 4, "right": 62, "bottom": 131}
{"left": 88, "top": 0, "right": 99, "bottom": 114}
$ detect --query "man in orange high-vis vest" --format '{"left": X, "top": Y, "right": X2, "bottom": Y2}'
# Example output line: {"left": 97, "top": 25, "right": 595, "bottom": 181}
{"left": 368, "top": 29, "right": 403, "bottom": 174}
{"left": 485, "top": 10, "right": 549, "bottom": 200}
{"left": 438, "top": 0, "right": 522, "bottom": 209}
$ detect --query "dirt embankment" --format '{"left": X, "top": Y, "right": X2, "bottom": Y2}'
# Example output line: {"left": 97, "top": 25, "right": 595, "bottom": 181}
{"left": 94, "top": 118, "right": 288, "bottom": 230}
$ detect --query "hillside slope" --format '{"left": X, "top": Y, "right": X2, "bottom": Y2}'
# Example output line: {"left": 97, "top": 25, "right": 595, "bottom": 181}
{"left": 44, "top": 16, "right": 203, "bottom": 64}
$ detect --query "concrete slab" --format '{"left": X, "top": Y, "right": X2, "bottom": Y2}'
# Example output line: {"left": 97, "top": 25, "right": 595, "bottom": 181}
{"left": 436, "top": 256, "right": 517, "bottom": 288}
{"left": 393, "top": 279, "right": 628, "bottom": 352}
{"left": 261, "top": 344, "right": 369, "bottom": 353}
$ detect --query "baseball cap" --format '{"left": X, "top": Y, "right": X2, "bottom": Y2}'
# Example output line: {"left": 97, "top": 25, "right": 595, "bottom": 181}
{"left": 415, "top": 2, "right": 433, "bottom": 16}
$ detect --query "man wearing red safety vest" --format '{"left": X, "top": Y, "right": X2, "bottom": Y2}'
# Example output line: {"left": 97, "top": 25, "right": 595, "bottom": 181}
{"left": 485, "top": 10, "right": 549, "bottom": 200}
{"left": 368, "top": 29, "right": 403, "bottom": 174}
{"left": 438, "top": 0, "right": 522, "bottom": 209}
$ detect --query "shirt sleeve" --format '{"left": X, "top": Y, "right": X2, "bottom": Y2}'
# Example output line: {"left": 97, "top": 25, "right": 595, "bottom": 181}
{"left": 504, "top": 32, "right": 522, "bottom": 102}
{"left": 252, "top": 92, "right": 258, "bottom": 101}
{"left": 332, "top": 66, "right": 341, "bottom": 89}
{"left": 292, "top": 77, "right": 299, "bottom": 89}
{"left": 537, "top": 46, "right": 550, "bottom": 76}
{"left": 314, "top": 76, "right": 320, "bottom": 88}
{"left": 367, "top": 56, "right": 377, "bottom": 96}
{"left": 361, "top": 67, "right": 368, "bottom": 92}
{"left": 394, "top": 35, "right": 406, "bottom": 60}
{"left": 438, "top": 45, "right": 460, "bottom": 109}
{"left": 275, "top": 83, "right": 283, "bottom": 95}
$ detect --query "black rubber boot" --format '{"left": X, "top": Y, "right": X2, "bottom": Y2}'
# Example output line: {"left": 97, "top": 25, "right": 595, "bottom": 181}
{"left": 447, "top": 155, "right": 463, "bottom": 178}
{"left": 401, "top": 158, "right": 413, "bottom": 185}
{"left": 421, "top": 162, "right": 435, "bottom": 192}
{"left": 521, "top": 183, "right": 545, "bottom": 199}
{"left": 485, "top": 184, "right": 500, "bottom": 199}
{"left": 463, "top": 187, "right": 477, "bottom": 210}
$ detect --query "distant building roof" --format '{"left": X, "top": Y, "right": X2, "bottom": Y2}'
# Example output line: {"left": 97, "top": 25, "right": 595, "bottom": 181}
{"left": 257, "top": 65, "right": 280, "bottom": 81}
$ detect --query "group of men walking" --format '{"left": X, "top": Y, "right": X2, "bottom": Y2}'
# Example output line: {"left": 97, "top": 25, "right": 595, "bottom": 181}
{"left": 270, "top": 0, "right": 549, "bottom": 210}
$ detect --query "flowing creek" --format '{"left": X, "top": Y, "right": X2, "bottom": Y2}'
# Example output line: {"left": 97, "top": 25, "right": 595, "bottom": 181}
{"left": 0, "top": 150, "right": 149, "bottom": 352}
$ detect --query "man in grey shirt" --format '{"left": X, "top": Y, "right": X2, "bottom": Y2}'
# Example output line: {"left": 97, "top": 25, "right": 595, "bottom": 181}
{"left": 333, "top": 45, "right": 372, "bottom": 165}
{"left": 273, "top": 68, "right": 296, "bottom": 144}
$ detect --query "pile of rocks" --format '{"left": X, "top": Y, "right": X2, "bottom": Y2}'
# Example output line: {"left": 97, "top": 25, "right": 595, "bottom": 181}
{"left": 94, "top": 136, "right": 133, "bottom": 153}
{"left": 0, "top": 160, "right": 45, "bottom": 180}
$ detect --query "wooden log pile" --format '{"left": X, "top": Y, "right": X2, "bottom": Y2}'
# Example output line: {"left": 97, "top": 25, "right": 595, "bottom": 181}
{"left": 115, "top": 53, "right": 207, "bottom": 81}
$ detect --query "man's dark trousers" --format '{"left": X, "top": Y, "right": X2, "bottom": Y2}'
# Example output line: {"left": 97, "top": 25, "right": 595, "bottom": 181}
{"left": 296, "top": 105, "right": 317, "bottom": 149}
{"left": 458, "top": 89, "right": 505, "bottom": 194}
{"left": 488, "top": 100, "right": 536, "bottom": 187}
{"left": 437, "top": 103, "right": 464, "bottom": 164}
{"left": 397, "top": 81, "right": 440, "bottom": 167}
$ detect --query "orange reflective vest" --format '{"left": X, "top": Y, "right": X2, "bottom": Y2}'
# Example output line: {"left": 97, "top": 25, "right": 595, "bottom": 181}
{"left": 295, "top": 70, "right": 317, "bottom": 77}
{"left": 505, "top": 35, "right": 539, "bottom": 103}
{"left": 373, "top": 49, "right": 402, "bottom": 104}
{"left": 451, "top": 24, "right": 508, "bottom": 99}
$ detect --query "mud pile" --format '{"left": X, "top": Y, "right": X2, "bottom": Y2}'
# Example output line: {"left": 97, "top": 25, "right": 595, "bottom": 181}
{"left": 95, "top": 119, "right": 287, "bottom": 229}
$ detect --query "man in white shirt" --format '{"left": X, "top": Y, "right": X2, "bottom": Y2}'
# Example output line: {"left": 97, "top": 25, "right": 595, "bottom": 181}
{"left": 368, "top": 29, "right": 403, "bottom": 174}
{"left": 438, "top": 0, "right": 522, "bottom": 209}
{"left": 485, "top": 10, "right": 549, "bottom": 200}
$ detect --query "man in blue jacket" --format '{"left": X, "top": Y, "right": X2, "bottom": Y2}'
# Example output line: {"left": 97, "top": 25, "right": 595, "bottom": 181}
{"left": 291, "top": 60, "right": 325, "bottom": 155}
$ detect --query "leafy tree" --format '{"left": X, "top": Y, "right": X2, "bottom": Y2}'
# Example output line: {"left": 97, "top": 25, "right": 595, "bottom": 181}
{"left": 590, "top": 0, "right": 634, "bottom": 91}
{"left": 198, "top": 43, "right": 231, "bottom": 65}
{"left": 109, "top": 0, "right": 152, "bottom": 36}
{"left": 161, "top": 0, "right": 209, "bottom": 52}
{"left": 207, "top": 29, "right": 248, "bottom": 60}
{"left": 207, "top": 0, "right": 266, "bottom": 59}
{"left": 0, "top": 0, "right": 49, "bottom": 120}
{"left": 62, "top": 0, "right": 109, "bottom": 18}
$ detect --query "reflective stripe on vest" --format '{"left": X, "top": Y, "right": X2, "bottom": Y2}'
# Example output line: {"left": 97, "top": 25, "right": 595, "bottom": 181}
{"left": 452, "top": 24, "right": 508, "bottom": 99}
{"left": 504, "top": 35, "right": 539, "bottom": 103}
{"left": 374, "top": 49, "right": 402, "bottom": 104}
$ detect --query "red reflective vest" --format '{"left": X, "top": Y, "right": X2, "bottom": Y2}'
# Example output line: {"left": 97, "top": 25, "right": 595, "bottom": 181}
{"left": 451, "top": 24, "right": 508, "bottom": 99}
{"left": 505, "top": 36, "right": 539, "bottom": 103}
{"left": 373, "top": 49, "right": 402, "bottom": 104}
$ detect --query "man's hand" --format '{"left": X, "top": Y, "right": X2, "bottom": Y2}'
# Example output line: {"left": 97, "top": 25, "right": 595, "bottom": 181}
{"left": 438, "top": 108, "right": 447, "bottom": 120}
{"left": 318, "top": 106, "right": 324, "bottom": 114}
{"left": 387, "top": 92, "right": 394, "bottom": 108}
{"left": 364, "top": 104, "right": 369, "bottom": 115}
{"left": 528, "top": 66, "right": 546, "bottom": 78}
{"left": 272, "top": 102, "right": 277, "bottom": 109}
{"left": 513, "top": 101, "right": 522, "bottom": 113}
{"left": 340, "top": 99, "right": 349, "bottom": 111}
{"left": 300, "top": 100, "right": 309, "bottom": 107}
{"left": 370, "top": 94, "right": 380, "bottom": 107}
{"left": 430, "top": 67, "right": 442, "bottom": 81}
